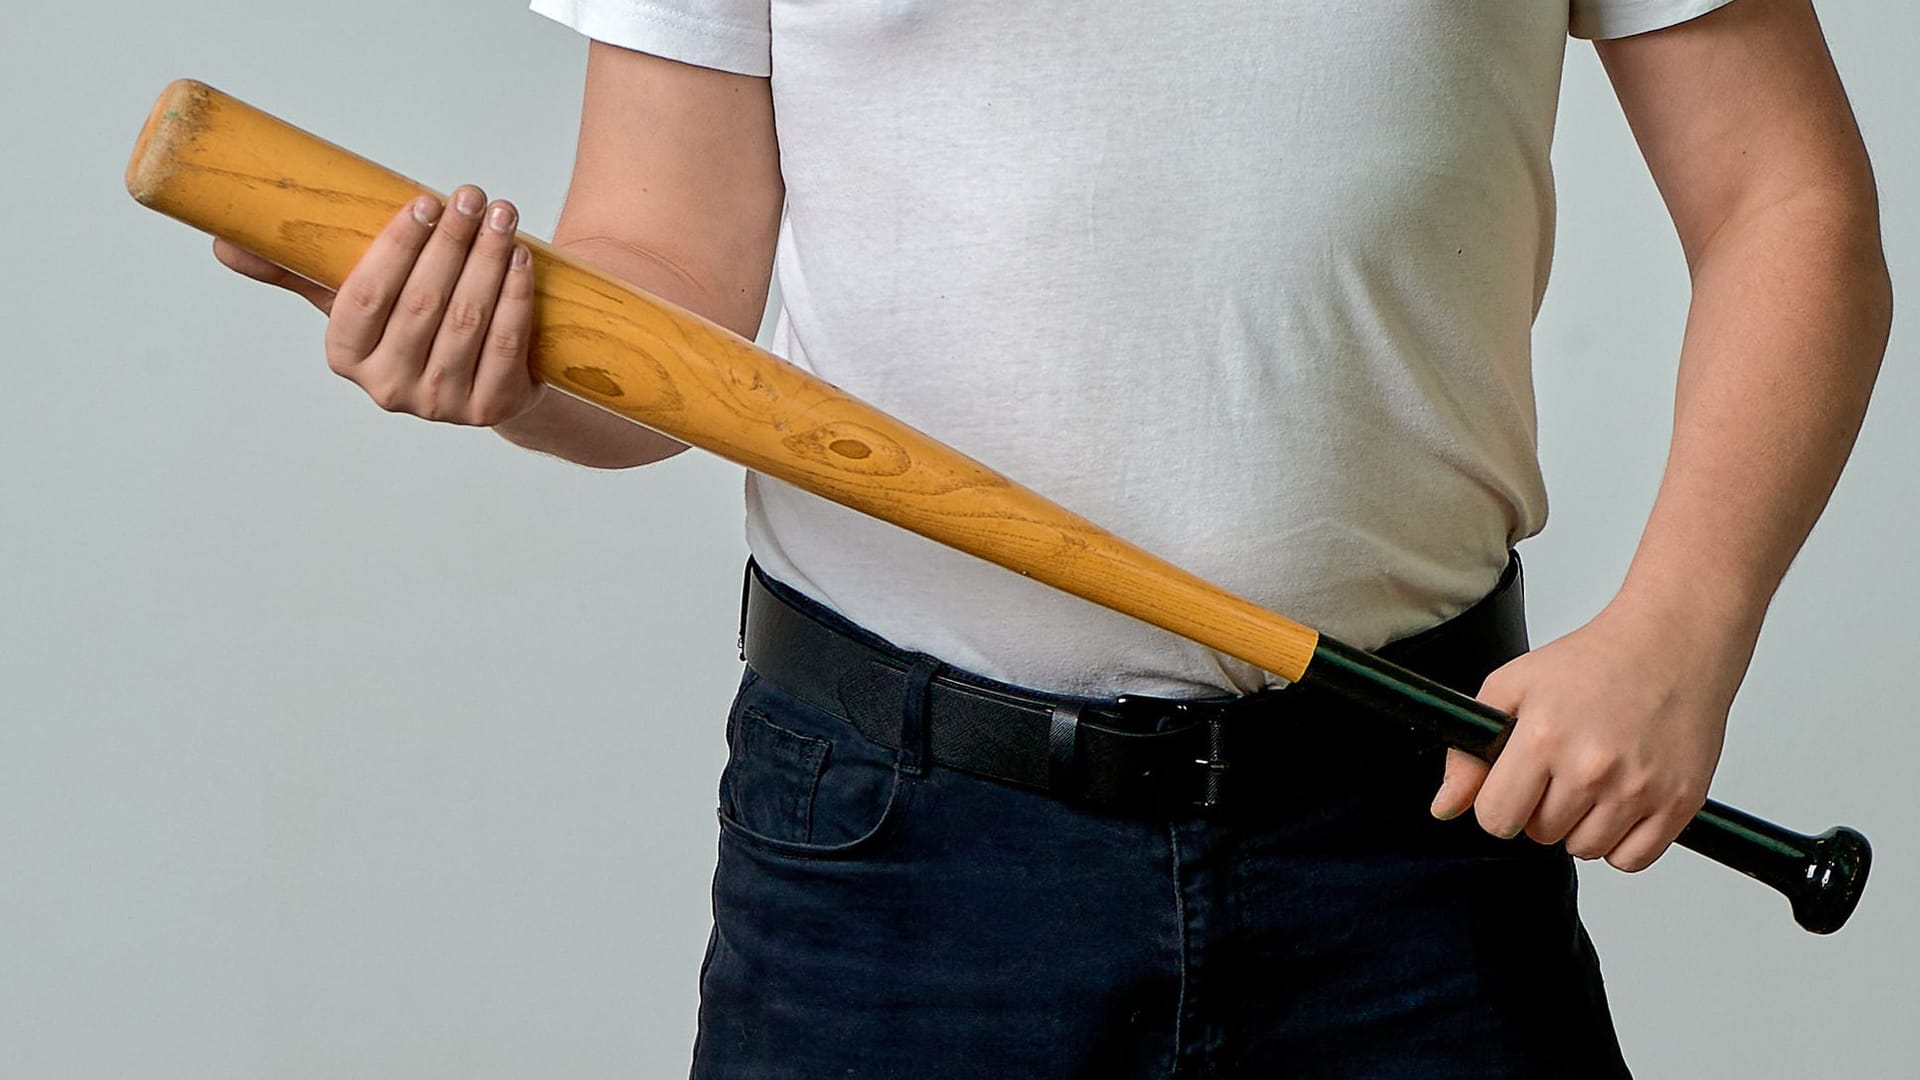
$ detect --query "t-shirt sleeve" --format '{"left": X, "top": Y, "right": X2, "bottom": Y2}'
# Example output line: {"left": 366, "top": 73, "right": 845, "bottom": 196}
{"left": 529, "top": 0, "right": 771, "bottom": 76}
{"left": 1568, "top": 0, "right": 1742, "bottom": 41}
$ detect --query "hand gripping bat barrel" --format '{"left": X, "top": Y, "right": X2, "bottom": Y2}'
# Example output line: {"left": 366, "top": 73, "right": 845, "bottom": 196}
{"left": 126, "top": 79, "right": 1870, "bottom": 934}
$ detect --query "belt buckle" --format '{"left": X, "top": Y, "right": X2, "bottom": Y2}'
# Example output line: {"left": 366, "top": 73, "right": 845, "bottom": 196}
{"left": 1109, "top": 692, "right": 1243, "bottom": 812}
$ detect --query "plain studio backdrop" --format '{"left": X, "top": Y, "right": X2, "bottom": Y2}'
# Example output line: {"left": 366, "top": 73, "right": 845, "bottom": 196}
{"left": 3, "top": 2, "right": 1915, "bottom": 1076}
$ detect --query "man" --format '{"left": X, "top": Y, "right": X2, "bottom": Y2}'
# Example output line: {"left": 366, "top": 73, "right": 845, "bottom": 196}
{"left": 214, "top": 0, "right": 1891, "bottom": 1074}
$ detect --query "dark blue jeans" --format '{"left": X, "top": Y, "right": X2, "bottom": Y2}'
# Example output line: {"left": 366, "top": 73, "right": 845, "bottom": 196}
{"left": 692, "top": 589, "right": 1630, "bottom": 1078}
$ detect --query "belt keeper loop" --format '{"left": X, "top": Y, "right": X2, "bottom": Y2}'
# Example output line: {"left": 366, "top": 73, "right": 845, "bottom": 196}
{"left": 900, "top": 655, "right": 942, "bottom": 777}
{"left": 1200, "top": 715, "right": 1229, "bottom": 810}
{"left": 1047, "top": 705, "right": 1082, "bottom": 794}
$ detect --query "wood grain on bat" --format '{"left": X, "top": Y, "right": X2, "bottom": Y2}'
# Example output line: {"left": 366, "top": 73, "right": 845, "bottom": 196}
{"left": 127, "top": 79, "right": 1323, "bottom": 682}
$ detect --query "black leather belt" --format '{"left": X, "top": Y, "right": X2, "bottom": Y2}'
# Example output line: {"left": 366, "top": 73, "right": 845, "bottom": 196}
{"left": 739, "top": 556, "right": 1529, "bottom": 816}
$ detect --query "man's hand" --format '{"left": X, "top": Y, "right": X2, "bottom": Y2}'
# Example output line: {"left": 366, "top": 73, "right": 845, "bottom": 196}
{"left": 216, "top": 41, "right": 783, "bottom": 470}
{"left": 1428, "top": 590, "right": 1756, "bottom": 871}
{"left": 215, "top": 185, "right": 547, "bottom": 429}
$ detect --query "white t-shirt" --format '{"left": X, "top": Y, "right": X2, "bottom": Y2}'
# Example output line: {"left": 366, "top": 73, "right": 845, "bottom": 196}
{"left": 531, "top": 0, "right": 1737, "bottom": 697}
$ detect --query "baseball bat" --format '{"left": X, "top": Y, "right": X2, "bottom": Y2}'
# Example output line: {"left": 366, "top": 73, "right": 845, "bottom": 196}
{"left": 126, "top": 79, "right": 1870, "bottom": 933}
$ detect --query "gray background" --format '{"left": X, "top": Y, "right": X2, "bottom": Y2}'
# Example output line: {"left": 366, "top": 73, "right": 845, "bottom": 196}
{"left": 3, "top": 2, "right": 1914, "bottom": 1076}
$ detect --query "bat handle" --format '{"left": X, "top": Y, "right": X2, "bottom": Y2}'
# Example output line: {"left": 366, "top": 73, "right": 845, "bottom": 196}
{"left": 1677, "top": 806, "right": 1870, "bottom": 935}
{"left": 1301, "top": 638, "right": 1872, "bottom": 934}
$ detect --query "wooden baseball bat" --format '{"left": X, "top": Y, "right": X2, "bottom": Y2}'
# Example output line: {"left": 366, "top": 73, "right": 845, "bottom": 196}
{"left": 126, "top": 79, "right": 1869, "bottom": 933}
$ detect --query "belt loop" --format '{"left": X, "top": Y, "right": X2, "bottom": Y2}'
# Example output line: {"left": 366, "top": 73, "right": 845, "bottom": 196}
{"left": 1047, "top": 704, "right": 1082, "bottom": 794}
{"left": 900, "top": 654, "right": 942, "bottom": 777}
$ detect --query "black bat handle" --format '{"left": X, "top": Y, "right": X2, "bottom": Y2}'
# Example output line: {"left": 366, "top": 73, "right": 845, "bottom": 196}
{"left": 1677, "top": 804, "right": 1870, "bottom": 934}
{"left": 1300, "top": 638, "right": 1871, "bottom": 934}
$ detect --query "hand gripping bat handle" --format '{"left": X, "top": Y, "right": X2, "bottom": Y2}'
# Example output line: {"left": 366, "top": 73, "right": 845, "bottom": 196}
{"left": 1304, "top": 639, "right": 1871, "bottom": 933}
{"left": 127, "top": 79, "right": 1870, "bottom": 933}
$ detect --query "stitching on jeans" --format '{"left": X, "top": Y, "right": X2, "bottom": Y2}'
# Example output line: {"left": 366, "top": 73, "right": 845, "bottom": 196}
{"left": 1168, "top": 824, "right": 1188, "bottom": 1078}
{"left": 715, "top": 762, "right": 911, "bottom": 860}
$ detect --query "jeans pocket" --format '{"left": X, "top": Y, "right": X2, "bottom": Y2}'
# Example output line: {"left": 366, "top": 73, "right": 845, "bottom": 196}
{"left": 716, "top": 669, "right": 912, "bottom": 859}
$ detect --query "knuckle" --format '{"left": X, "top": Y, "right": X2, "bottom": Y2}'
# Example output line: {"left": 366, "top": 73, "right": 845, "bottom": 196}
{"left": 443, "top": 297, "right": 489, "bottom": 337}
{"left": 488, "top": 325, "right": 526, "bottom": 356}
{"left": 1566, "top": 839, "right": 1606, "bottom": 861}
{"left": 340, "top": 280, "right": 386, "bottom": 315}
{"left": 323, "top": 342, "right": 358, "bottom": 375}
{"left": 1608, "top": 851, "right": 1655, "bottom": 874}
{"left": 367, "top": 385, "right": 406, "bottom": 413}
{"left": 1473, "top": 808, "right": 1521, "bottom": 841}
{"left": 1571, "top": 753, "right": 1616, "bottom": 792}
{"left": 471, "top": 402, "right": 510, "bottom": 427}
{"left": 1512, "top": 712, "right": 1559, "bottom": 750}
{"left": 1618, "top": 774, "right": 1654, "bottom": 804}
{"left": 398, "top": 287, "right": 442, "bottom": 321}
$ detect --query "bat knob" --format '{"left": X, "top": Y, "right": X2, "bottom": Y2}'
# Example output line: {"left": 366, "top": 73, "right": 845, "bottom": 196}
{"left": 1790, "top": 826, "right": 1871, "bottom": 934}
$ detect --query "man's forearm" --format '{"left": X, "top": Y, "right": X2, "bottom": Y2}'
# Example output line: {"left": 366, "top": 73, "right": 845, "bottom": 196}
{"left": 490, "top": 234, "right": 771, "bottom": 469}
{"left": 491, "top": 386, "right": 688, "bottom": 470}
{"left": 1613, "top": 187, "right": 1892, "bottom": 642}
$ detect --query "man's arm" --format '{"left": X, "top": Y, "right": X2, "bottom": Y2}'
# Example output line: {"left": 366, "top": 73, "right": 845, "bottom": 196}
{"left": 491, "top": 40, "right": 786, "bottom": 468}
{"left": 1429, "top": 0, "right": 1893, "bottom": 870}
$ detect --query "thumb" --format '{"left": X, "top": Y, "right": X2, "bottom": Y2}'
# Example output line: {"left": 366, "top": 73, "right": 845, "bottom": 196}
{"left": 1430, "top": 748, "right": 1489, "bottom": 820}
{"left": 211, "top": 237, "right": 335, "bottom": 313}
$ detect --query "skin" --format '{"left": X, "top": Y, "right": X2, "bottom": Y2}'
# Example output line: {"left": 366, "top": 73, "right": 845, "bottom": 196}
{"left": 217, "top": 2, "right": 1891, "bottom": 872}
{"left": 1429, "top": 0, "right": 1892, "bottom": 872}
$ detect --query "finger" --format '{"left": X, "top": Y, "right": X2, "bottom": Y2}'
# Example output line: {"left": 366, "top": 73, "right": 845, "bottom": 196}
{"left": 324, "top": 194, "right": 445, "bottom": 366}
{"left": 421, "top": 200, "right": 520, "bottom": 416}
{"left": 1471, "top": 750, "right": 1551, "bottom": 841}
{"left": 212, "top": 238, "right": 335, "bottom": 312}
{"left": 469, "top": 243, "right": 540, "bottom": 426}
{"left": 1522, "top": 775, "right": 1595, "bottom": 846}
{"left": 1562, "top": 803, "right": 1641, "bottom": 862}
{"left": 1451, "top": 664, "right": 1528, "bottom": 834}
{"left": 1430, "top": 748, "right": 1489, "bottom": 820}
{"left": 369, "top": 185, "right": 489, "bottom": 376}
{"left": 1604, "top": 811, "right": 1690, "bottom": 873}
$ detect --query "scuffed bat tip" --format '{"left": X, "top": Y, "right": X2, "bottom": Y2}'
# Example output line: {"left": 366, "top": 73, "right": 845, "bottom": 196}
{"left": 126, "top": 78, "right": 218, "bottom": 206}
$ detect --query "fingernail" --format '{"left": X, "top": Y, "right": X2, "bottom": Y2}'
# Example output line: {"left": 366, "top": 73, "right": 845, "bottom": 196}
{"left": 410, "top": 196, "right": 442, "bottom": 226}
{"left": 511, "top": 245, "right": 530, "bottom": 269}
{"left": 454, "top": 188, "right": 484, "bottom": 216}
{"left": 488, "top": 204, "right": 516, "bottom": 233}
{"left": 1432, "top": 803, "right": 1460, "bottom": 821}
